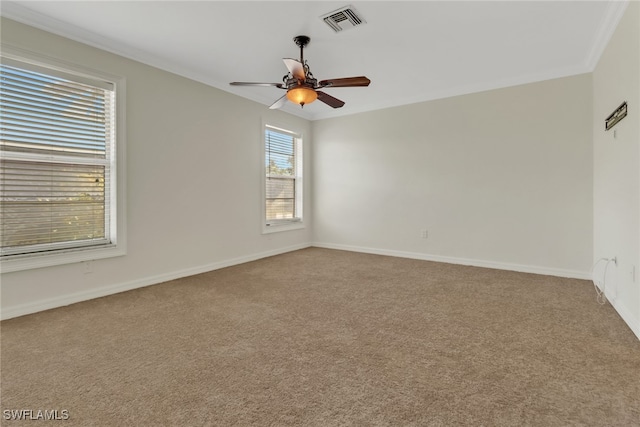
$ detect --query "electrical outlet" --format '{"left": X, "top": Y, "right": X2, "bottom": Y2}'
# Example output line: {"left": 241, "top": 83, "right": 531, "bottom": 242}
{"left": 83, "top": 260, "right": 93, "bottom": 274}
{"left": 421, "top": 229, "right": 428, "bottom": 239}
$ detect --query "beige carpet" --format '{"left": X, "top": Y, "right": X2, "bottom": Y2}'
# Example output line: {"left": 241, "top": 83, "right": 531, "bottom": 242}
{"left": 1, "top": 248, "right": 639, "bottom": 426}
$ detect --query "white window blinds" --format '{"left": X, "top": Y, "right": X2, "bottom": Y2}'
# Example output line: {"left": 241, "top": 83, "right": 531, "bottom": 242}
{"left": 0, "top": 59, "right": 115, "bottom": 257}
{"left": 265, "top": 127, "right": 300, "bottom": 223}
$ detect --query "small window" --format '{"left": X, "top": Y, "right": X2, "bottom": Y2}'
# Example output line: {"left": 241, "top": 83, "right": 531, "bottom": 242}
{"left": 0, "top": 52, "right": 125, "bottom": 271}
{"left": 264, "top": 125, "right": 303, "bottom": 231}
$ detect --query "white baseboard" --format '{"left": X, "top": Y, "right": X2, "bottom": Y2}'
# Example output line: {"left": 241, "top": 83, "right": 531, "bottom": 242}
{"left": 4, "top": 241, "right": 638, "bottom": 342}
{"left": 314, "top": 242, "right": 640, "bottom": 341}
{"left": 604, "top": 288, "right": 640, "bottom": 341}
{"left": 312, "top": 242, "right": 592, "bottom": 280}
{"left": 1, "top": 243, "right": 311, "bottom": 320}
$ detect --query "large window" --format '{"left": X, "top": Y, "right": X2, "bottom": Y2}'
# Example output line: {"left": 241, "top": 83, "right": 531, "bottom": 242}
{"left": 0, "top": 52, "right": 125, "bottom": 271}
{"left": 264, "top": 125, "right": 302, "bottom": 231}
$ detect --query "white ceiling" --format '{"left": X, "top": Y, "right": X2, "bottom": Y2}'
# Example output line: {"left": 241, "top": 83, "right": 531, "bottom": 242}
{"left": 0, "top": 1, "right": 628, "bottom": 121}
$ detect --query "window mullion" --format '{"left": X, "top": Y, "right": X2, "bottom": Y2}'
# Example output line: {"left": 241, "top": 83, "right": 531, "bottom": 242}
{"left": 0, "top": 150, "right": 109, "bottom": 166}
{"left": 1, "top": 57, "right": 114, "bottom": 259}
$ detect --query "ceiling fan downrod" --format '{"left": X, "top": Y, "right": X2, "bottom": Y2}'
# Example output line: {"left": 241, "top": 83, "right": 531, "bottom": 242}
{"left": 293, "top": 35, "right": 311, "bottom": 64}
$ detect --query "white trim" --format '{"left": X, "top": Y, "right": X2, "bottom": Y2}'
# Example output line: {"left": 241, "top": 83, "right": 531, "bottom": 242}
{"left": 583, "top": 0, "right": 629, "bottom": 71}
{"left": 5, "top": 241, "right": 637, "bottom": 341}
{"left": 1, "top": 1, "right": 626, "bottom": 123}
{"left": 609, "top": 300, "right": 640, "bottom": 341}
{"left": 0, "top": 243, "right": 311, "bottom": 320}
{"left": 261, "top": 122, "right": 305, "bottom": 234}
{"left": 263, "top": 221, "right": 305, "bottom": 234}
{"left": 310, "top": 245, "right": 640, "bottom": 340}
{"left": 312, "top": 242, "right": 592, "bottom": 280}
{"left": 0, "top": 1, "right": 310, "bottom": 120}
{"left": 0, "top": 44, "right": 127, "bottom": 273}
{"left": 0, "top": 244, "right": 125, "bottom": 273}
{"left": 601, "top": 282, "right": 640, "bottom": 341}
{"left": 308, "top": 66, "right": 591, "bottom": 121}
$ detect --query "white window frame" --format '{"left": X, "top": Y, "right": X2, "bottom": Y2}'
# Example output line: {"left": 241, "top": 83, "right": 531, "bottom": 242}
{"left": 262, "top": 122, "right": 304, "bottom": 234}
{"left": 0, "top": 45, "right": 126, "bottom": 273}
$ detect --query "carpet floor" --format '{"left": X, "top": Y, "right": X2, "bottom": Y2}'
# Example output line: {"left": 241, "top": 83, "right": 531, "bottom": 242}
{"left": 1, "top": 248, "right": 639, "bottom": 426}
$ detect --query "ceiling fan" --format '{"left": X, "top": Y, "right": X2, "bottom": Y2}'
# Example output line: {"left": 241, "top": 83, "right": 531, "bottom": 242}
{"left": 230, "top": 35, "right": 370, "bottom": 109}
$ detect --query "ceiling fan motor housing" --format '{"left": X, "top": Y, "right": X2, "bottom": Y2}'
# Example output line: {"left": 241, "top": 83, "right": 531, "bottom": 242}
{"left": 284, "top": 76, "right": 317, "bottom": 90}
{"left": 293, "top": 35, "right": 311, "bottom": 48}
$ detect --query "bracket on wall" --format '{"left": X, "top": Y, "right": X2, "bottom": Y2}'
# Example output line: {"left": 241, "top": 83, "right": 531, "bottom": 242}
{"left": 605, "top": 102, "right": 627, "bottom": 131}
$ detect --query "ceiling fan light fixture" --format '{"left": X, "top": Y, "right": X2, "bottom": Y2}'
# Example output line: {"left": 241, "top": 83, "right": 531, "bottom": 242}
{"left": 286, "top": 85, "right": 317, "bottom": 107}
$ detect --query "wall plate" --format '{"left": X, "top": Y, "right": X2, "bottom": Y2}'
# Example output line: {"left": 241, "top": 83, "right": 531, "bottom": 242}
{"left": 605, "top": 101, "right": 627, "bottom": 131}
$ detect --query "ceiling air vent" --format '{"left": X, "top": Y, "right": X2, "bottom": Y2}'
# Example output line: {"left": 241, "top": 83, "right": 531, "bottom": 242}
{"left": 321, "top": 5, "right": 366, "bottom": 33}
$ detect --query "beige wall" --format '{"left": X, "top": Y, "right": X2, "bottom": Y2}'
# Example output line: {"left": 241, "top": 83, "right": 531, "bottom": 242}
{"left": 2, "top": 6, "right": 639, "bottom": 341}
{"left": 0, "top": 18, "right": 312, "bottom": 318}
{"left": 593, "top": 1, "right": 640, "bottom": 338}
{"left": 312, "top": 74, "right": 593, "bottom": 278}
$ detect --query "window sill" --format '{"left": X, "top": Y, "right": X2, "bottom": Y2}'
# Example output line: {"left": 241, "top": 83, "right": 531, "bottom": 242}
{"left": 262, "top": 220, "right": 305, "bottom": 234}
{"left": 0, "top": 244, "right": 126, "bottom": 273}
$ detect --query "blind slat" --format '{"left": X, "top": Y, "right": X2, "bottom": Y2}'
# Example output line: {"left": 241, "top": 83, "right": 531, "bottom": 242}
{"left": 2, "top": 101, "right": 109, "bottom": 129}
{"left": 1, "top": 82, "right": 106, "bottom": 116}
{"left": 2, "top": 107, "right": 107, "bottom": 133}
{"left": 0, "top": 64, "right": 109, "bottom": 157}
{"left": 2, "top": 116, "right": 107, "bottom": 139}
{"left": 265, "top": 128, "right": 298, "bottom": 222}
{"left": 0, "top": 59, "right": 115, "bottom": 256}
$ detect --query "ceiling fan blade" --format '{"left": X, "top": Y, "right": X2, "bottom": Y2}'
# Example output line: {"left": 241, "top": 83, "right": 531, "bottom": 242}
{"left": 269, "top": 94, "right": 288, "bottom": 110}
{"left": 283, "top": 58, "right": 305, "bottom": 81}
{"left": 230, "top": 82, "right": 284, "bottom": 88}
{"left": 318, "top": 76, "right": 371, "bottom": 88}
{"left": 316, "top": 91, "right": 345, "bottom": 109}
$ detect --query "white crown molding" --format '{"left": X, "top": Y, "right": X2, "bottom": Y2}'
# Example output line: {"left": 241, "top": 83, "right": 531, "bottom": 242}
{"left": 0, "top": 1, "right": 312, "bottom": 121}
{"left": 2, "top": 1, "right": 625, "bottom": 123}
{"left": 308, "top": 63, "right": 590, "bottom": 121}
{"left": 1, "top": 1, "right": 157, "bottom": 68}
{"left": 584, "top": 0, "right": 629, "bottom": 71}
